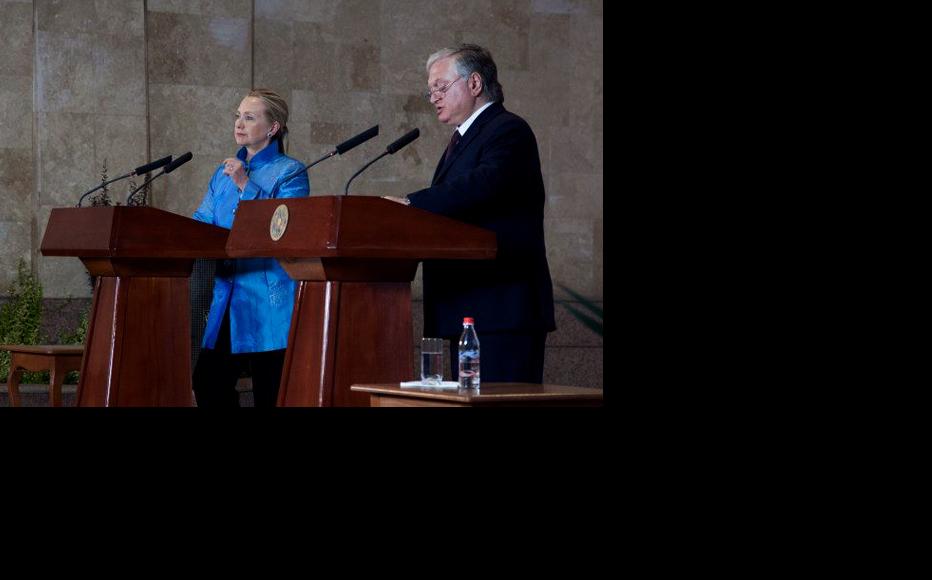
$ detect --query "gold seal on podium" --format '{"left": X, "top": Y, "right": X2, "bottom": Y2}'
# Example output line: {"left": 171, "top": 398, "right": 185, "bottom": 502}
{"left": 270, "top": 203, "right": 289, "bottom": 241}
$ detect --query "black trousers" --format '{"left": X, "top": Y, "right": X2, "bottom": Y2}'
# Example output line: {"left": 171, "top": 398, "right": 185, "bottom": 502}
{"left": 447, "top": 331, "right": 547, "bottom": 384}
{"left": 193, "top": 307, "right": 286, "bottom": 408}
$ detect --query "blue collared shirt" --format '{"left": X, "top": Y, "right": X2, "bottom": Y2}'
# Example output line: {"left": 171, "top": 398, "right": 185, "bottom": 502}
{"left": 193, "top": 144, "right": 310, "bottom": 353}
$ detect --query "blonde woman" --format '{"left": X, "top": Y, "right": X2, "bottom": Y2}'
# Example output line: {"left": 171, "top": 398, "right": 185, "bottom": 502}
{"left": 192, "top": 89, "right": 310, "bottom": 407}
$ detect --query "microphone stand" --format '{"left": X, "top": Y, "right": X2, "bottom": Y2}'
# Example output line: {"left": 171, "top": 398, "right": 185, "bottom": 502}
{"left": 76, "top": 172, "right": 134, "bottom": 207}
{"left": 269, "top": 151, "right": 337, "bottom": 198}
{"left": 344, "top": 152, "right": 389, "bottom": 196}
{"left": 125, "top": 169, "right": 166, "bottom": 206}
{"left": 343, "top": 129, "right": 420, "bottom": 196}
{"left": 269, "top": 126, "right": 380, "bottom": 198}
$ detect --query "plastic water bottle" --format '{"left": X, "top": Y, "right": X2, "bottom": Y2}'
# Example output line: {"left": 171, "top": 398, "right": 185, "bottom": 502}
{"left": 458, "top": 317, "right": 480, "bottom": 389}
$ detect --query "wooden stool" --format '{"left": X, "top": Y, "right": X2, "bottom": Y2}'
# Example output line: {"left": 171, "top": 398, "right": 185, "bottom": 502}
{"left": 1, "top": 345, "right": 84, "bottom": 407}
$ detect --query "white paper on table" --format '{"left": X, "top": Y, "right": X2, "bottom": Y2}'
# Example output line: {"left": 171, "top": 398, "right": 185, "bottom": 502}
{"left": 400, "top": 380, "right": 461, "bottom": 390}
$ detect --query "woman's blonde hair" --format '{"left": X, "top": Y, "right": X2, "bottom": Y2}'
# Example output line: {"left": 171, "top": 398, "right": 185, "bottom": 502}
{"left": 248, "top": 88, "right": 289, "bottom": 153}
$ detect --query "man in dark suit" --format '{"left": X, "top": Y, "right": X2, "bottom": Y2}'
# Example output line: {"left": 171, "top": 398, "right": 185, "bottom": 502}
{"left": 385, "top": 44, "right": 556, "bottom": 384}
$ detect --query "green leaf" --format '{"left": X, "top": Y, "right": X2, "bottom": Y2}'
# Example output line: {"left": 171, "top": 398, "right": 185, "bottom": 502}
{"left": 556, "top": 284, "right": 603, "bottom": 338}
{"left": 561, "top": 302, "right": 603, "bottom": 337}
{"left": 557, "top": 284, "right": 603, "bottom": 320}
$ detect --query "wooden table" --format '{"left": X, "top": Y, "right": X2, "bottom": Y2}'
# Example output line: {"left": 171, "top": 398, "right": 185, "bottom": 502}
{"left": 350, "top": 383, "right": 603, "bottom": 407}
{"left": 2, "top": 344, "right": 84, "bottom": 407}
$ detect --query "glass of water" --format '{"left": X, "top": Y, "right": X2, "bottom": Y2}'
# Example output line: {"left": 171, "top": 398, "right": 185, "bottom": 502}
{"left": 421, "top": 338, "right": 444, "bottom": 385}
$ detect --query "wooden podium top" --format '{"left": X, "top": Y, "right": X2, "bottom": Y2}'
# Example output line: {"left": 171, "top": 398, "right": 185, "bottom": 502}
{"left": 350, "top": 383, "right": 603, "bottom": 407}
{"left": 227, "top": 196, "right": 496, "bottom": 260}
{"left": 40, "top": 206, "right": 229, "bottom": 258}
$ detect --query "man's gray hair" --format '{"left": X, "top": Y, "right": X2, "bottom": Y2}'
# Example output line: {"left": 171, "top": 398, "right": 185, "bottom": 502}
{"left": 426, "top": 44, "right": 504, "bottom": 104}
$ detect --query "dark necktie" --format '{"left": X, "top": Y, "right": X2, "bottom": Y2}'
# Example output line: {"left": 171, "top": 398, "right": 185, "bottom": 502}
{"left": 443, "top": 130, "right": 461, "bottom": 164}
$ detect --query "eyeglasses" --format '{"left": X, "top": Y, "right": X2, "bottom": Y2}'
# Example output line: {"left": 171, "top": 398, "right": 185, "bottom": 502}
{"left": 424, "top": 76, "right": 464, "bottom": 102}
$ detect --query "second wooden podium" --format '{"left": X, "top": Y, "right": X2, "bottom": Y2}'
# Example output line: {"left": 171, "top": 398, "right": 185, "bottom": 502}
{"left": 41, "top": 206, "right": 228, "bottom": 406}
{"left": 227, "top": 196, "right": 496, "bottom": 407}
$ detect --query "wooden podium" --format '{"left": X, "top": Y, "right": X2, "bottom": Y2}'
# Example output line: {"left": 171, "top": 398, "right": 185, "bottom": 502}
{"left": 41, "top": 206, "right": 229, "bottom": 406}
{"left": 227, "top": 196, "right": 496, "bottom": 407}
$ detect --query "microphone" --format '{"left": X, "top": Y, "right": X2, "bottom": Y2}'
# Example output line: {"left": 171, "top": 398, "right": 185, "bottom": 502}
{"left": 336, "top": 125, "right": 380, "bottom": 155}
{"left": 76, "top": 155, "right": 172, "bottom": 207}
{"left": 164, "top": 151, "right": 193, "bottom": 173}
{"left": 134, "top": 155, "right": 173, "bottom": 176}
{"left": 386, "top": 129, "right": 421, "bottom": 154}
{"left": 344, "top": 128, "right": 420, "bottom": 196}
{"left": 126, "top": 152, "right": 193, "bottom": 205}
{"left": 269, "top": 125, "right": 379, "bottom": 198}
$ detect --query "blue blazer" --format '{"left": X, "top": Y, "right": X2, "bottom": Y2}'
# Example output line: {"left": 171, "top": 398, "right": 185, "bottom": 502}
{"left": 193, "top": 144, "right": 310, "bottom": 353}
{"left": 408, "top": 102, "right": 556, "bottom": 338}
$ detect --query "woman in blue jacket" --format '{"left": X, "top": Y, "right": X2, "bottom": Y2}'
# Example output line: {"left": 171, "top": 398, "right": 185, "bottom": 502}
{"left": 192, "top": 89, "right": 310, "bottom": 407}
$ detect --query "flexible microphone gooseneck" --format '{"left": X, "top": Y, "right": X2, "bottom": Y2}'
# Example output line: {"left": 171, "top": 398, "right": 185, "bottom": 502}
{"left": 268, "top": 125, "right": 380, "bottom": 198}
{"left": 343, "top": 129, "right": 420, "bottom": 196}
{"left": 76, "top": 155, "right": 173, "bottom": 207}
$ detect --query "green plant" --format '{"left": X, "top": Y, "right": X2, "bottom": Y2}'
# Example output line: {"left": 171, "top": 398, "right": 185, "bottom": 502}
{"left": 126, "top": 175, "right": 149, "bottom": 206}
{"left": 58, "top": 308, "right": 89, "bottom": 384}
{"left": 0, "top": 259, "right": 49, "bottom": 383}
{"left": 557, "top": 283, "right": 603, "bottom": 337}
{"left": 58, "top": 310, "right": 88, "bottom": 345}
{"left": 89, "top": 157, "right": 114, "bottom": 207}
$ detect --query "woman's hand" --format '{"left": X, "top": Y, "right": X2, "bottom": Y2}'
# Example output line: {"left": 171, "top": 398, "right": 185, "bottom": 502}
{"left": 222, "top": 157, "right": 248, "bottom": 191}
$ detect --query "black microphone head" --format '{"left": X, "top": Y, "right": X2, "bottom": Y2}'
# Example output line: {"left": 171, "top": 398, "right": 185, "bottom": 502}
{"left": 335, "top": 125, "right": 379, "bottom": 155}
{"left": 134, "top": 155, "right": 173, "bottom": 175}
{"left": 164, "top": 151, "right": 193, "bottom": 174}
{"left": 386, "top": 128, "right": 420, "bottom": 154}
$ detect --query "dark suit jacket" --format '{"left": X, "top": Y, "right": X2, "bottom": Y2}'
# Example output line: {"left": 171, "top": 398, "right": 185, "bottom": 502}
{"left": 408, "top": 102, "right": 556, "bottom": 338}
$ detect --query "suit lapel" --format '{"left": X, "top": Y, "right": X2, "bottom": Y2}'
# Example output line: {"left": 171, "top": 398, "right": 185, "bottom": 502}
{"left": 431, "top": 102, "right": 504, "bottom": 186}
